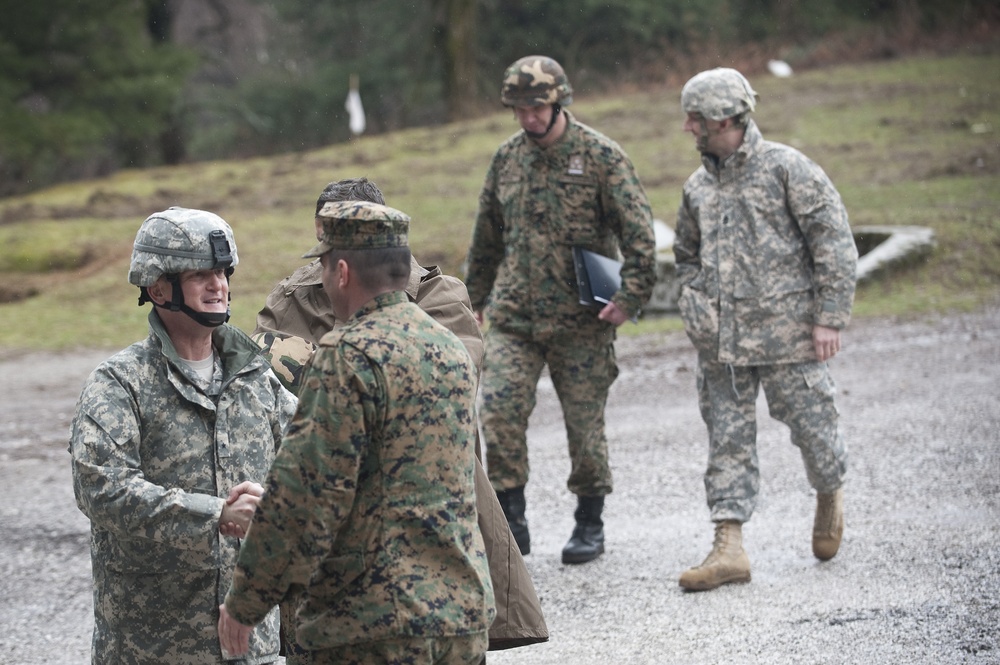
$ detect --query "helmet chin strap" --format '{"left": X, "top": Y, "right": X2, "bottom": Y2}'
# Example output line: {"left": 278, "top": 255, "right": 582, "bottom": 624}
{"left": 524, "top": 104, "right": 562, "bottom": 140}
{"left": 175, "top": 303, "right": 231, "bottom": 328}
{"left": 151, "top": 274, "right": 231, "bottom": 328}
{"left": 695, "top": 116, "right": 712, "bottom": 154}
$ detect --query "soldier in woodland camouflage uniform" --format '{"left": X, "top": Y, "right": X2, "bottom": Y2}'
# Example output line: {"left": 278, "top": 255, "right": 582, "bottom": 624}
{"left": 219, "top": 201, "right": 495, "bottom": 665}
{"left": 69, "top": 207, "right": 297, "bottom": 664}
{"left": 465, "top": 55, "right": 656, "bottom": 565}
{"left": 673, "top": 68, "right": 858, "bottom": 591}
{"left": 251, "top": 178, "right": 547, "bottom": 656}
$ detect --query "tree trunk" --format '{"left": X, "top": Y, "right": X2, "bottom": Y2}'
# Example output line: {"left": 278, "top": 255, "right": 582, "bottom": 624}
{"left": 434, "top": 0, "right": 478, "bottom": 121}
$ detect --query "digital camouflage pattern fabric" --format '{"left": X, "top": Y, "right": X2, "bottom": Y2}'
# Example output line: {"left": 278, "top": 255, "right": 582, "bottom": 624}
{"left": 225, "top": 292, "right": 495, "bottom": 655}
{"left": 288, "top": 632, "right": 488, "bottom": 665}
{"left": 697, "top": 360, "right": 848, "bottom": 522}
{"left": 680, "top": 67, "right": 758, "bottom": 122}
{"left": 69, "top": 311, "right": 296, "bottom": 664}
{"left": 480, "top": 327, "right": 619, "bottom": 495}
{"left": 129, "top": 207, "right": 238, "bottom": 287}
{"left": 465, "top": 110, "right": 655, "bottom": 497}
{"left": 253, "top": 254, "right": 546, "bottom": 653}
{"left": 304, "top": 200, "right": 410, "bottom": 256}
{"left": 673, "top": 117, "right": 855, "bottom": 523}
{"left": 674, "top": 120, "right": 858, "bottom": 366}
{"left": 465, "top": 110, "right": 656, "bottom": 336}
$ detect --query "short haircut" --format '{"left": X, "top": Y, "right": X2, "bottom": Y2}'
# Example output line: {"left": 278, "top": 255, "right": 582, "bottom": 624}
{"left": 327, "top": 246, "right": 411, "bottom": 292}
{"left": 315, "top": 177, "right": 385, "bottom": 214}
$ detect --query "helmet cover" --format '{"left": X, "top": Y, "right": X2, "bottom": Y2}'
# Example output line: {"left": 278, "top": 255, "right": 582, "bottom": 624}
{"left": 501, "top": 55, "right": 574, "bottom": 107}
{"left": 681, "top": 67, "right": 759, "bottom": 121}
{"left": 128, "top": 207, "right": 238, "bottom": 287}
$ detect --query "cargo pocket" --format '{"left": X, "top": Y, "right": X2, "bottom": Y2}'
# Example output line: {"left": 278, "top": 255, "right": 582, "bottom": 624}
{"left": 678, "top": 285, "right": 719, "bottom": 356}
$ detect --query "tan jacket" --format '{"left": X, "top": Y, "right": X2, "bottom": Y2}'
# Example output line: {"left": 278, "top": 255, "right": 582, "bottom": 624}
{"left": 254, "top": 257, "right": 547, "bottom": 651}
{"left": 256, "top": 256, "right": 484, "bottom": 369}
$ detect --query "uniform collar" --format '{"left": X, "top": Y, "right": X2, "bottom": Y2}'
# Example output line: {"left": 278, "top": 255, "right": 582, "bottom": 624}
{"left": 348, "top": 290, "right": 409, "bottom": 323}
{"left": 701, "top": 119, "right": 763, "bottom": 177}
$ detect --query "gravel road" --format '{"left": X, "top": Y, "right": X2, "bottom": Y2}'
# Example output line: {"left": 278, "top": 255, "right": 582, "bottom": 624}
{"left": 1, "top": 307, "right": 998, "bottom": 664}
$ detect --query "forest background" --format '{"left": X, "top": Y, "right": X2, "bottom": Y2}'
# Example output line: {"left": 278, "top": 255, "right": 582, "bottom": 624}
{"left": 0, "top": 0, "right": 998, "bottom": 352}
{"left": 1, "top": 0, "right": 997, "bottom": 196}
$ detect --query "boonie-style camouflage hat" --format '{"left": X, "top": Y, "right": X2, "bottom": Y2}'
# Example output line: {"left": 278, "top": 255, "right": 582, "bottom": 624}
{"left": 128, "top": 207, "right": 238, "bottom": 287}
{"left": 252, "top": 331, "right": 315, "bottom": 395}
{"left": 501, "top": 55, "right": 574, "bottom": 107}
{"left": 681, "top": 67, "right": 759, "bottom": 121}
{"left": 303, "top": 200, "right": 410, "bottom": 257}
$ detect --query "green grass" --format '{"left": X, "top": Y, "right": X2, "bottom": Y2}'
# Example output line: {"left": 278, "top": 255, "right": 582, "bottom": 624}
{"left": 1, "top": 50, "right": 998, "bottom": 351}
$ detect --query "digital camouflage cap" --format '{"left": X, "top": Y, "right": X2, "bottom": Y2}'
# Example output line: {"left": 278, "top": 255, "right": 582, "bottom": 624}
{"left": 128, "top": 207, "right": 238, "bottom": 287}
{"left": 681, "top": 67, "right": 759, "bottom": 121}
{"left": 304, "top": 200, "right": 410, "bottom": 257}
{"left": 501, "top": 55, "right": 574, "bottom": 107}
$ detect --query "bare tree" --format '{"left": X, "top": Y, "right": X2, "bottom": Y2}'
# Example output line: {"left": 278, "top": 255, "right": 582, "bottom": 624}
{"left": 432, "top": 0, "right": 478, "bottom": 120}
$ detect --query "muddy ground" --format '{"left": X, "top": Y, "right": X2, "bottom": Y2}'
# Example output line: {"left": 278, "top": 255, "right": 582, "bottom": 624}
{"left": 1, "top": 307, "right": 998, "bottom": 664}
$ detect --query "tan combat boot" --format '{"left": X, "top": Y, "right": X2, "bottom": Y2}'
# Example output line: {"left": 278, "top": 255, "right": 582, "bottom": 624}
{"left": 813, "top": 488, "right": 844, "bottom": 561}
{"left": 679, "top": 520, "right": 751, "bottom": 591}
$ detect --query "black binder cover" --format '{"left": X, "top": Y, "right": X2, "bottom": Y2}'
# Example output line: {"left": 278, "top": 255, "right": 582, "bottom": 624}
{"left": 573, "top": 247, "right": 623, "bottom": 307}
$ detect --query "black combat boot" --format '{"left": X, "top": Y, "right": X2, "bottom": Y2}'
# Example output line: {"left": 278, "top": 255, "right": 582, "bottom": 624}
{"left": 561, "top": 495, "right": 605, "bottom": 564}
{"left": 496, "top": 486, "right": 530, "bottom": 555}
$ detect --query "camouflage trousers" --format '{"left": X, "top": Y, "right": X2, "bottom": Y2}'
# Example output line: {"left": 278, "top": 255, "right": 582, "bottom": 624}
{"left": 287, "top": 631, "right": 488, "bottom": 665}
{"left": 480, "top": 327, "right": 619, "bottom": 496}
{"left": 697, "top": 358, "right": 847, "bottom": 523}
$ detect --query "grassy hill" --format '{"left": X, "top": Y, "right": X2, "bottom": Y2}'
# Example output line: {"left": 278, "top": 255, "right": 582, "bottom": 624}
{"left": 1, "top": 50, "right": 998, "bottom": 353}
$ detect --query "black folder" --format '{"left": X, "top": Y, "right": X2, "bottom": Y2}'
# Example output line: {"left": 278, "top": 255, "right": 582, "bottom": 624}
{"left": 572, "top": 247, "right": 623, "bottom": 307}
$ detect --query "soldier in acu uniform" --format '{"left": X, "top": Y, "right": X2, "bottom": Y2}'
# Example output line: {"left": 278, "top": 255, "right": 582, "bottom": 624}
{"left": 464, "top": 55, "right": 657, "bottom": 564}
{"left": 219, "top": 201, "right": 495, "bottom": 665}
{"left": 69, "top": 207, "right": 297, "bottom": 664}
{"left": 673, "top": 68, "right": 858, "bottom": 591}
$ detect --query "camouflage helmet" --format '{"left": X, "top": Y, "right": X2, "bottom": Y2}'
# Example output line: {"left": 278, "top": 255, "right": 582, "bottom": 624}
{"left": 128, "top": 207, "right": 238, "bottom": 287}
{"left": 501, "top": 55, "right": 573, "bottom": 107}
{"left": 681, "top": 68, "right": 759, "bottom": 121}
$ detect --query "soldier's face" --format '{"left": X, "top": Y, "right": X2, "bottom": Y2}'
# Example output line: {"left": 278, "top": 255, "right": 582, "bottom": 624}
{"left": 513, "top": 104, "right": 554, "bottom": 135}
{"left": 684, "top": 112, "right": 731, "bottom": 157}
{"left": 176, "top": 269, "right": 229, "bottom": 316}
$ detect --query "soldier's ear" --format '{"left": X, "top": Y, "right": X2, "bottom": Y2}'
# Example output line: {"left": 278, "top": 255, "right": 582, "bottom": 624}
{"left": 146, "top": 278, "right": 169, "bottom": 305}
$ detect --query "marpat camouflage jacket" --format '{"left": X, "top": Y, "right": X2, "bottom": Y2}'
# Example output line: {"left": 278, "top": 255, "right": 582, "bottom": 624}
{"left": 465, "top": 111, "right": 656, "bottom": 336}
{"left": 225, "top": 291, "right": 495, "bottom": 650}
{"left": 69, "top": 310, "right": 296, "bottom": 664}
{"left": 674, "top": 120, "right": 858, "bottom": 365}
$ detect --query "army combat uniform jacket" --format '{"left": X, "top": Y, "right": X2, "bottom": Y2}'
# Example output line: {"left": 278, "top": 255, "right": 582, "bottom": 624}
{"left": 69, "top": 311, "right": 297, "bottom": 664}
{"left": 225, "top": 292, "right": 495, "bottom": 652}
{"left": 465, "top": 110, "right": 656, "bottom": 336}
{"left": 674, "top": 120, "right": 858, "bottom": 365}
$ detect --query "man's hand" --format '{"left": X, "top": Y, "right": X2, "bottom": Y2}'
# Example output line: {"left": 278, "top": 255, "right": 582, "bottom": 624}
{"left": 812, "top": 325, "right": 842, "bottom": 362}
{"left": 598, "top": 301, "right": 629, "bottom": 327}
{"left": 474, "top": 309, "right": 485, "bottom": 327}
{"left": 218, "top": 604, "right": 253, "bottom": 657}
{"left": 219, "top": 481, "right": 264, "bottom": 538}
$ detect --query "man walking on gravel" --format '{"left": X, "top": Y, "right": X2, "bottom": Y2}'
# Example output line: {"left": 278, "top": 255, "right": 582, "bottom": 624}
{"left": 673, "top": 68, "right": 858, "bottom": 590}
